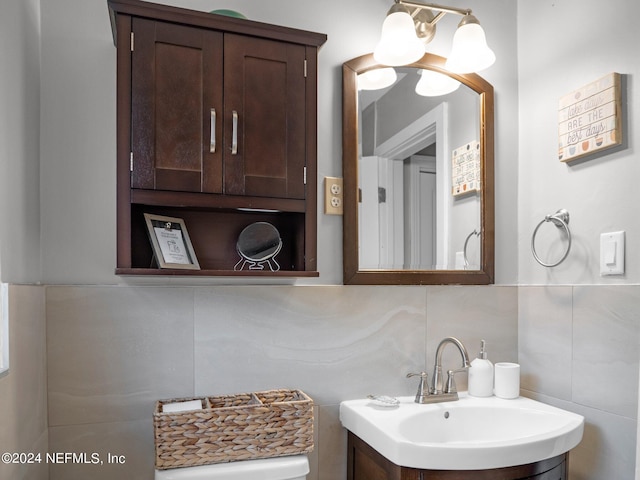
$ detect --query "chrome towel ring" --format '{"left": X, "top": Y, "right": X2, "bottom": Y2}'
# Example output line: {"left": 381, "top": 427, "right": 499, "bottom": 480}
{"left": 463, "top": 229, "right": 481, "bottom": 268}
{"left": 531, "top": 209, "right": 572, "bottom": 267}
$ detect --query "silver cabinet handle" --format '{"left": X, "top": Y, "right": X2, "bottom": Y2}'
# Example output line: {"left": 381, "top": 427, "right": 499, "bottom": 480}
{"left": 209, "top": 108, "right": 216, "bottom": 153}
{"left": 231, "top": 110, "right": 238, "bottom": 155}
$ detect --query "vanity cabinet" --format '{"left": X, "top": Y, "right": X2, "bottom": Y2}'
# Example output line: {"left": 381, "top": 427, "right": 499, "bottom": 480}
{"left": 108, "top": 0, "right": 326, "bottom": 275}
{"left": 347, "top": 433, "right": 568, "bottom": 480}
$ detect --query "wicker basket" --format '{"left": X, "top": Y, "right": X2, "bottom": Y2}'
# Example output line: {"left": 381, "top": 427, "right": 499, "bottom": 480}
{"left": 153, "top": 389, "right": 314, "bottom": 470}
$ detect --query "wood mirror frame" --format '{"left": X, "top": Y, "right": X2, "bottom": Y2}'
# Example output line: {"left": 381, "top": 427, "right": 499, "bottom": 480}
{"left": 342, "top": 53, "right": 495, "bottom": 285}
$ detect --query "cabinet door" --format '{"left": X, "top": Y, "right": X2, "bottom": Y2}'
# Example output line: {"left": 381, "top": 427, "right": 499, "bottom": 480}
{"left": 223, "top": 34, "right": 307, "bottom": 199}
{"left": 131, "top": 18, "right": 223, "bottom": 193}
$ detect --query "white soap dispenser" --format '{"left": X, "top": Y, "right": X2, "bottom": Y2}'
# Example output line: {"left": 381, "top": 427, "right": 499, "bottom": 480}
{"left": 468, "top": 340, "right": 494, "bottom": 397}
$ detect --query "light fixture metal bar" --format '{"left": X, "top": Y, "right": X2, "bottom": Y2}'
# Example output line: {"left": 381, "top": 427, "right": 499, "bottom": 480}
{"left": 397, "top": 0, "right": 471, "bottom": 18}
{"left": 410, "top": 8, "right": 446, "bottom": 26}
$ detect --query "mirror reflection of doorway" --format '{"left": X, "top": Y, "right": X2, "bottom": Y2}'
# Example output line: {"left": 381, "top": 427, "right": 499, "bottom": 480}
{"left": 404, "top": 154, "right": 436, "bottom": 269}
{"left": 358, "top": 103, "right": 450, "bottom": 270}
{"left": 420, "top": 168, "right": 436, "bottom": 267}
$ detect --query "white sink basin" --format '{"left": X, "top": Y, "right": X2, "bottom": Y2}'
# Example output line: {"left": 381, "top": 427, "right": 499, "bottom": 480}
{"left": 340, "top": 393, "right": 584, "bottom": 470}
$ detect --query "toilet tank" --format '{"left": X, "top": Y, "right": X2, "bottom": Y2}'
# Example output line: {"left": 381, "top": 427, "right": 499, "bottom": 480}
{"left": 154, "top": 455, "right": 309, "bottom": 480}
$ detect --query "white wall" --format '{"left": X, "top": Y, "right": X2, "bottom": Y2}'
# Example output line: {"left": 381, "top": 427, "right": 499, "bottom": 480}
{"left": 517, "top": 0, "right": 640, "bottom": 284}
{"left": 36, "top": 0, "right": 519, "bottom": 285}
{"left": 517, "top": 2, "right": 640, "bottom": 475}
{"left": 39, "top": 0, "right": 117, "bottom": 285}
{"left": 0, "top": 0, "right": 42, "bottom": 283}
{"left": 0, "top": 3, "right": 47, "bottom": 477}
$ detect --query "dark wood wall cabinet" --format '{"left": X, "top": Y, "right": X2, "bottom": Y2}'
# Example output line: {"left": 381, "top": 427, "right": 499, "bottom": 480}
{"left": 347, "top": 433, "right": 568, "bottom": 480}
{"left": 108, "top": 0, "right": 326, "bottom": 276}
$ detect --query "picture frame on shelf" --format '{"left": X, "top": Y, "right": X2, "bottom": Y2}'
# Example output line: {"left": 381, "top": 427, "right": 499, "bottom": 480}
{"left": 144, "top": 213, "right": 200, "bottom": 270}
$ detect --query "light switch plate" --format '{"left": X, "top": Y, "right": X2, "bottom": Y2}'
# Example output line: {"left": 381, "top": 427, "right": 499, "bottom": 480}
{"left": 600, "top": 231, "right": 625, "bottom": 276}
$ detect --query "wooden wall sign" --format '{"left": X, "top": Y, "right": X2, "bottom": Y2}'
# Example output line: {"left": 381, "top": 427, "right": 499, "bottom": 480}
{"left": 558, "top": 72, "right": 621, "bottom": 163}
{"left": 452, "top": 141, "right": 481, "bottom": 196}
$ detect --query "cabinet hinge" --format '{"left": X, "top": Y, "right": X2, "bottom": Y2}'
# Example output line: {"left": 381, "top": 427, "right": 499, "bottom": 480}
{"left": 303, "top": 59, "right": 307, "bottom": 78}
{"left": 130, "top": 152, "right": 134, "bottom": 172}
{"left": 130, "top": 32, "right": 134, "bottom": 52}
{"left": 303, "top": 166, "right": 307, "bottom": 185}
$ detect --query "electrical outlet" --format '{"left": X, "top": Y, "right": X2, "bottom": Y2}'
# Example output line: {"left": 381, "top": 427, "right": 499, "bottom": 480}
{"left": 324, "top": 176, "right": 343, "bottom": 215}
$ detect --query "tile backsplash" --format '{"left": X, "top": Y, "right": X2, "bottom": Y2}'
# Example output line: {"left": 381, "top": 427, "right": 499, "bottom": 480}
{"left": 1, "top": 284, "right": 637, "bottom": 479}
{"left": 0, "top": 286, "right": 48, "bottom": 480}
{"left": 44, "top": 285, "right": 516, "bottom": 479}
{"left": 519, "top": 286, "right": 639, "bottom": 479}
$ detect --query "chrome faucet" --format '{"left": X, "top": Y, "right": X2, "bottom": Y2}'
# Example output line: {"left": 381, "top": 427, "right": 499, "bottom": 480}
{"left": 432, "top": 336, "right": 471, "bottom": 397}
{"left": 407, "top": 336, "right": 471, "bottom": 404}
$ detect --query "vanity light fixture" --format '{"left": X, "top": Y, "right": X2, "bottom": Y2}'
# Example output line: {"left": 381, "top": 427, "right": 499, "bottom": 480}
{"left": 374, "top": 3, "right": 426, "bottom": 67}
{"left": 374, "top": 0, "right": 495, "bottom": 73}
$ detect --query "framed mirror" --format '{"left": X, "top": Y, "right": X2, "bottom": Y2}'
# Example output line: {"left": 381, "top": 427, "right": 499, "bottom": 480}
{"left": 342, "top": 53, "right": 494, "bottom": 285}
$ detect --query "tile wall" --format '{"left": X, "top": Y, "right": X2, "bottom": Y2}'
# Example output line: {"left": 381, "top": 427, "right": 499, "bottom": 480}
{"left": 0, "top": 286, "right": 48, "bottom": 480}
{"left": 2, "top": 284, "right": 635, "bottom": 479}
{"left": 519, "top": 286, "right": 640, "bottom": 478}
{"left": 45, "top": 285, "right": 517, "bottom": 479}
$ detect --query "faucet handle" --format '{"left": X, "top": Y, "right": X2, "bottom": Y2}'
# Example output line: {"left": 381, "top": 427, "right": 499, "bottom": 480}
{"left": 445, "top": 367, "right": 469, "bottom": 394}
{"left": 406, "top": 372, "right": 430, "bottom": 403}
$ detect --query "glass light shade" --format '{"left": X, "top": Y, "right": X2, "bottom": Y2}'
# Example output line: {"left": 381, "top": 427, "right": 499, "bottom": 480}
{"left": 358, "top": 68, "right": 398, "bottom": 90}
{"left": 445, "top": 21, "right": 496, "bottom": 73}
{"left": 374, "top": 11, "right": 425, "bottom": 67}
{"left": 415, "top": 69, "right": 461, "bottom": 97}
